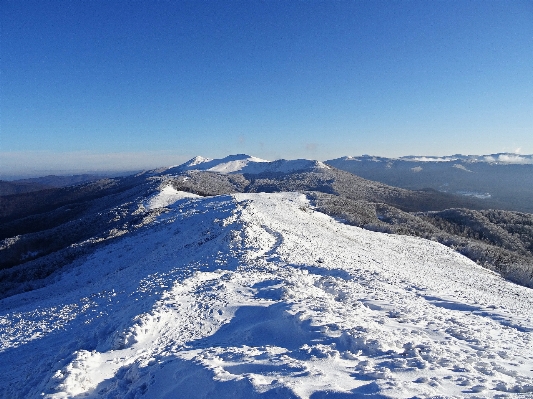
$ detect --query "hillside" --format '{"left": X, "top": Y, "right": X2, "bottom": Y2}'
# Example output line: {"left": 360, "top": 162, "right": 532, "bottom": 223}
{"left": 0, "top": 174, "right": 128, "bottom": 197}
{"left": 1, "top": 192, "right": 532, "bottom": 398}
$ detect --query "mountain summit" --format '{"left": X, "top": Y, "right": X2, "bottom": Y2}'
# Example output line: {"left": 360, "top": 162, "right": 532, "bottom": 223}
{"left": 162, "top": 154, "right": 329, "bottom": 175}
{"left": 175, "top": 154, "right": 268, "bottom": 173}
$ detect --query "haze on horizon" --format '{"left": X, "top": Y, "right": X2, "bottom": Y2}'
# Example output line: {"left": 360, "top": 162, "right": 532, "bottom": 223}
{"left": 1, "top": 0, "right": 532, "bottom": 178}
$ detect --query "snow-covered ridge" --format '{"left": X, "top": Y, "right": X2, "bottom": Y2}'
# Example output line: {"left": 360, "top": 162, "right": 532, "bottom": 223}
{"left": 1, "top": 192, "right": 532, "bottom": 398}
{"left": 333, "top": 153, "right": 533, "bottom": 165}
{"left": 145, "top": 185, "right": 200, "bottom": 210}
{"left": 178, "top": 154, "right": 269, "bottom": 173}
{"left": 162, "top": 154, "right": 330, "bottom": 175}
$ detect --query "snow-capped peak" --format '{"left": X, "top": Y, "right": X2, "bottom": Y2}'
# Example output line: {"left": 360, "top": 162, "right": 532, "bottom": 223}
{"left": 185, "top": 155, "right": 212, "bottom": 167}
{"left": 167, "top": 154, "right": 267, "bottom": 174}
{"left": 162, "top": 154, "right": 329, "bottom": 176}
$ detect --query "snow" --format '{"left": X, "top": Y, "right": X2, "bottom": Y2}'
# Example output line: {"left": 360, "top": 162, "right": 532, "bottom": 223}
{"left": 172, "top": 154, "right": 269, "bottom": 174}
{"left": 1, "top": 192, "right": 532, "bottom": 398}
{"left": 406, "top": 156, "right": 459, "bottom": 162}
{"left": 488, "top": 154, "right": 533, "bottom": 165}
{"left": 456, "top": 191, "right": 492, "bottom": 199}
{"left": 186, "top": 155, "right": 212, "bottom": 166}
{"left": 203, "top": 155, "right": 269, "bottom": 174}
{"left": 145, "top": 185, "right": 200, "bottom": 210}
{"left": 163, "top": 154, "right": 329, "bottom": 176}
{"left": 453, "top": 164, "right": 473, "bottom": 172}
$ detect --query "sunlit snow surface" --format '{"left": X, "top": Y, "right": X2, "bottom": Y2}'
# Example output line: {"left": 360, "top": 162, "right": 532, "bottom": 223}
{"left": 144, "top": 185, "right": 201, "bottom": 210}
{"left": 1, "top": 193, "right": 532, "bottom": 398}
{"left": 163, "top": 154, "right": 330, "bottom": 175}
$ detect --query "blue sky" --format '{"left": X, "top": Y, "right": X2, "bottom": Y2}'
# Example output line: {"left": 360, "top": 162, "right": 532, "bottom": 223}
{"left": 1, "top": 0, "right": 532, "bottom": 176}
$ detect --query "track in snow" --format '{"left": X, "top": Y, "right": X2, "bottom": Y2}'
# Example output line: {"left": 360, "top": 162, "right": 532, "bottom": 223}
{"left": 0, "top": 192, "right": 532, "bottom": 398}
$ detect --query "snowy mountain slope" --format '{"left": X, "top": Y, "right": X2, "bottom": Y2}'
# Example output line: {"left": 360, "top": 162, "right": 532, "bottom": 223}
{"left": 145, "top": 185, "right": 201, "bottom": 210}
{"left": 163, "top": 154, "right": 329, "bottom": 175}
{"left": 0, "top": 176, "right": 159, "bottom": 293}
{"left": 1, "top": 192, "right": 532, "bottom": 398}
{"left": 166, "top": 154, "right": 268, "bottom": 174}
{"left": 161, "top": 167, "right": 533, "bottom": 288}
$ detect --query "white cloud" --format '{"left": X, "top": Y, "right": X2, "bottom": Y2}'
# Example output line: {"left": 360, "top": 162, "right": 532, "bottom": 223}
{"left": 497, "top": 154, "right": 533, "bottom": 164}
{"left": 405, "top": 156, "right": 455, "bottom": 162}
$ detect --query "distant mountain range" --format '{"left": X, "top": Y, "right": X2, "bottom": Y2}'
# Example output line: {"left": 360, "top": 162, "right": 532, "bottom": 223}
{"left": 3, "top": 153, "right": 531, "bottom": 213}
{"left": 340, "top": 153, "right": 533, "bottom": 164}
{"left": 0, "top": 172, "right": 136, "bottom": 196}
{"left": 326, "top": 153, "right": 533, "bottom": 213}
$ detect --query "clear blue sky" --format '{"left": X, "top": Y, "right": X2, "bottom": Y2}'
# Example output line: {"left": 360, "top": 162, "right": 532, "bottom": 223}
{"left": 1, "top": 0, "right": 532, "bottom": 176}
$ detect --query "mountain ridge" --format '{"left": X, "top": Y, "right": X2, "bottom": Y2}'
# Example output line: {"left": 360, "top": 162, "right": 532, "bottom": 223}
{"left": 330, "top": 152, "right": 533, "bottom": 164}
{"left": 1, "top": 191, "right": 532, "bottom": 398}
{"left": 326, "top": 154, "right": 533, "bottom": 213}
{"left": 1, "top": 154, "right": 532, "bottom": 301}
{"left": 162, "top": 154, "right": 330, "bottom": 176}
